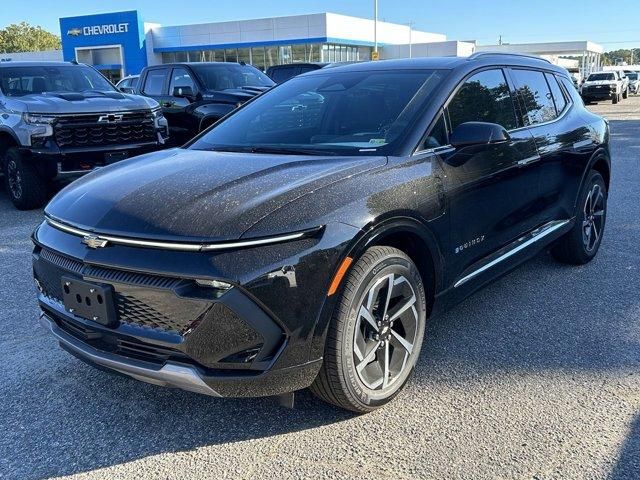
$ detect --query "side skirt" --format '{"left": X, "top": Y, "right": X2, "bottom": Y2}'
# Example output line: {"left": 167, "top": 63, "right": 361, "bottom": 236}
{"left": 431, "top": 218, "right": 574, "bottom": 316}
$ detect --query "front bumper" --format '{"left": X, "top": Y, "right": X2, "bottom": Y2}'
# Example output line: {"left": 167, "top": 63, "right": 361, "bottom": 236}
{"left": 40, "top": 312, "right": 221, "bottom": 396}
{"left": 32, "top": 220, "right": 356, "bottom": 397}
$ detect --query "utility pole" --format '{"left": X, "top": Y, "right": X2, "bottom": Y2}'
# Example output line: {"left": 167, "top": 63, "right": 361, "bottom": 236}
{"left": 498, "top": 35, "right": 503, "bottom": 46}
{"left": 374, "top": 0, "right": 379, "bottom": 59}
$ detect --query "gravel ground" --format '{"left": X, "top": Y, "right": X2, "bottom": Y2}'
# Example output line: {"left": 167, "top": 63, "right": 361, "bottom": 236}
{"left": 0, "top": 96, "right": 638, "bottom": 480}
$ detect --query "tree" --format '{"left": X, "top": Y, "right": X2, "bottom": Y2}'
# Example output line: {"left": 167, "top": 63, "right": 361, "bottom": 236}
{"left": 0, "top": 22, "right": 60, "bottom": 53}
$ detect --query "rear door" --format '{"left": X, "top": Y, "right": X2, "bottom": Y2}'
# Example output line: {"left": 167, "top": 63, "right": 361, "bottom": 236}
{"left": 436, "top": 68, "right": 541, "bottom": 278}
{"left": 140, "top": 66, "right": 171, "bottom": 109}
{"left": 511, "top": 70, "right": 596, "bottom": 223}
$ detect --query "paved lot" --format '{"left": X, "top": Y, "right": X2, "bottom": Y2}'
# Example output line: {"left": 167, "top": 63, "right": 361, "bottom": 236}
{"left": 0, "top": 96, "right": 639, "bottom": 480}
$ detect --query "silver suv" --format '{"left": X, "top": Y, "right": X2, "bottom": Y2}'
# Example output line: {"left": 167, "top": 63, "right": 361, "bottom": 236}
{"left": 0, "top": 62, "right": 169, "bottom": 209}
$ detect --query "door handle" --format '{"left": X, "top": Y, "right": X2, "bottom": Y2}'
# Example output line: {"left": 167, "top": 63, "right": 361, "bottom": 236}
{"left": 517, "top": 155, "right": 540, "bottom": 167}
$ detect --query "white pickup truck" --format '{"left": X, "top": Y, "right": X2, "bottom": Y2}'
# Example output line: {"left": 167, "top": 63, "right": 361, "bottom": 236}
{"left": 581, "top": 71, "right": 626, "bottom": 104}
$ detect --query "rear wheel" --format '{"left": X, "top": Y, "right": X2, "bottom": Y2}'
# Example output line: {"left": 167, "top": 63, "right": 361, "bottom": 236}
{"left": 551, "top": 170, "right": 607, "bottom": 265}
{"left": 310, "top": 246, "right": 427, "bottom": 413}
{"left": 613, "top": 94, "right": 619, "bottom": 104}
{"left": 2, "top": 147, "right": 49, "bottom": 210}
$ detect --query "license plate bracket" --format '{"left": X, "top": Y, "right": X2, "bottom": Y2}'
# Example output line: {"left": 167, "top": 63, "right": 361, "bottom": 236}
{"left": 61, "top": 277, "right": 117, "bottom": 327}
{"left": 105, "top": 151, "right": 129, "bottom": 164}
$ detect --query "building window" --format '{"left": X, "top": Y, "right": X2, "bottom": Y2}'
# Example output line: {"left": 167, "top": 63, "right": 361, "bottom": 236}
{"left": 251, "top": 47, "right": 266, "bottom": 71}
{"left": 265, "top": 46, "right": 278, "bottom": 68}
{"left": 237, "top": 48, "right": 251, "bottom": 65}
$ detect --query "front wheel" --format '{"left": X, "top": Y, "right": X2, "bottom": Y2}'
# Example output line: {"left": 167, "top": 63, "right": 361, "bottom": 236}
{"left": 551, "top": 170, "right": 607, "bottom": 265}
{"left": 310, "top": 246, "right": 427, "bottom": 413}
{"left": 2, "top": 147, "right": 50, "bottom": 210}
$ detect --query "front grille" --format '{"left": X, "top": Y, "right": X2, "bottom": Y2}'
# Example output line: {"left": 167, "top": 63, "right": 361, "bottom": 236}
{"left": 35, "top": 248, "right": 208, "bottom": 334}
{"left": 53, "top": 111, "right": 157, "bottom": 148}
{"left": 53, "top": 312, "right": 185, "bottom": 365}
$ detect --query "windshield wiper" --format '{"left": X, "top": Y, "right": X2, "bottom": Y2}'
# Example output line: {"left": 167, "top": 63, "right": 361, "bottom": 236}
{"left": 207, "top": 145, "right": 339, "bottom": 156}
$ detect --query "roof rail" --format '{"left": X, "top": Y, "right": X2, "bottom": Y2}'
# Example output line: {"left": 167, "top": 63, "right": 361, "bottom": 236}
{"left": 468, "top": 51, "right": 552, "bottom": 64}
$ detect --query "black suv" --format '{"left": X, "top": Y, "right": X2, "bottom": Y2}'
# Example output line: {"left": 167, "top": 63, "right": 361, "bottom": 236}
{"left": 137, "top": 62, "right": 274, "bottom": 144}
{"left": 0, "top": 62, "right": 169, "bottom": 210}
{"left": 33, "top": 54, "right": 610, "bottom": 412}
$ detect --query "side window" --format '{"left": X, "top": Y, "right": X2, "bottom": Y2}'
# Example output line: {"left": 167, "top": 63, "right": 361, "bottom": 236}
{"left": 130, "top": 76, "right": 139, "bottom": 88}
{"left": 559, "top": 76, "right": 584, "bottom": 106}
{"left": 511, "top": 69, "right": 556, "bottom": 125}
{"left": 169, "top": 67, "right": 195, "bottom": 95}
{"left": 142, "top": 69, "right": 168, "bottom": 96}
{"left": 448, "top": 69, "right": 518, "bottom": 131}
{"left": 421, "top": 115, "right": 448, "bottom": 150}
{"left": 545, "top": 73, "right": 567, "bottom": 115}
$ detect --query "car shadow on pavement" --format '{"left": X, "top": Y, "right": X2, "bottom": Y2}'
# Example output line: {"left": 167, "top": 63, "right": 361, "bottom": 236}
{"left": 609, "top": 412, "right": 640, "bottom": 480}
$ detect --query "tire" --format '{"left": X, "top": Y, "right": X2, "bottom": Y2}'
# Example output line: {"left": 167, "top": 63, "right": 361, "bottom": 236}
{"left": 623, "top": 88, "right": 629, "bottom": 99}
{"left": 2, "top": 147, "right": 50, "bottom": 210}
{"left": 310, "top": 246, "right": 427, "bottom": 413}
{"left": 612, "top": 94, "right": 619, "bottom": 104}
{"left": 551, "top": 170, "right": 607, "bottom": 265}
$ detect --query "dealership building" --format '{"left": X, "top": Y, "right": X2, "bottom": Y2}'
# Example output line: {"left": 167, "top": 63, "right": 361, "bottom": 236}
{"left": 9, "top": 10, "right": 457, "bottom": 82}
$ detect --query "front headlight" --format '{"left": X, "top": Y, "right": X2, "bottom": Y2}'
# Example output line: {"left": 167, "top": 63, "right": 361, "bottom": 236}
{"left": 22, "top": 113, "right": 55, "bottom": 145}
{"left": 150, "top": 106, "right": 164, "bottom": 119}
{"left": 23, "top": 113, "right": 57, "bottom": 125}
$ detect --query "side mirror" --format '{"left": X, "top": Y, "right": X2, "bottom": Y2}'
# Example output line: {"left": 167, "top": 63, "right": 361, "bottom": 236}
{"left": 119, "top": 86, "right": 135, "bottom": 94}
{"left": 450, "top": 122, "right": 510, "bottom": 149}
{"left": 173, "top": 86, "right": 194, "bottom": 98}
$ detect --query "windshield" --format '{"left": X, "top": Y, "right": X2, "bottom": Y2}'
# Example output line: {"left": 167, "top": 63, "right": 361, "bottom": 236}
{"left": 0, "top": 65, "right": 115, "bottom": 97}
{"left": 587, "top": 73, "right": 615, "bottom": 81}
{"left": 190, "top": 64, "right": 274, "bottom": 90}
{"left": 627, "top": 73, "right": 638, "bottom": 80}
{"left": 189, "top": 69, "right": 447, "bottom": 156}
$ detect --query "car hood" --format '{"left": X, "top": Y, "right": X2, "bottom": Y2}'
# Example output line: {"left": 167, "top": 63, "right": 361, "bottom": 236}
{"left": 203, "top": 86, "right": 271, "bottom": 103}
{"left": 45, "top": 148, "right": 386, "bottom": 242}
{"left": 11, "top": 91, "right": 157, "bottom": 114}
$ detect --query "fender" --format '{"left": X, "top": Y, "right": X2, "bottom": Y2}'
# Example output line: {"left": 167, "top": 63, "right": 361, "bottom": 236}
{"left": 194, "top": 103, "right": 236, "bottom": 132}
{"left": 575, "top": 146, "right": 611, "bottom": 213}
{"left": 308, "top": 215, "right": 446, "bottom": 361}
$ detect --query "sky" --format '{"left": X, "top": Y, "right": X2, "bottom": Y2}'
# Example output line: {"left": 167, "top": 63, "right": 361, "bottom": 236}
{"left": 1, "top": 0, "right": 638, "bottom": 51}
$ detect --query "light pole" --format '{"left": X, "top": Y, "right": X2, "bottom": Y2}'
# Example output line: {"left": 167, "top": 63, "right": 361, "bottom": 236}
{"left": 374, "top": 0, "right": 378, "bottom": 58}
{"left": 407, "top": 21, "right": 414, "bottom": 58}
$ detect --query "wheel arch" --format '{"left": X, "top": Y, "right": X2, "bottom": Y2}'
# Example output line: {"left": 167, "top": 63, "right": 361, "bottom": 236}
{"left": 309, "top": 216, "right": 445, "bottom": 361}
{"left": 0, "top": 129, "right": 20, "bottom": 165}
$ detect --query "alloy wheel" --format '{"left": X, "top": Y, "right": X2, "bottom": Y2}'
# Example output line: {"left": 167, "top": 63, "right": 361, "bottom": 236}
{"left": 582, "top": 183, "right": 605, "bottom": 253}
{"left": 353, "top": 273, "right": 418, "bottom": 390}
{"left": 7, "top": 160, "right": 22, "bottom": 200}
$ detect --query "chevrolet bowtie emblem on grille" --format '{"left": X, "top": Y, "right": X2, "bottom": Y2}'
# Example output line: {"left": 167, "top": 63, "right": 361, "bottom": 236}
{"left": 67, "top": 28, "right": 83, "bottom": 36}
{"left": 98, "top": 114, "right": 124, "bottom": 123}
{"left": 82, "top": 235, "right": 109, "bottom": 249}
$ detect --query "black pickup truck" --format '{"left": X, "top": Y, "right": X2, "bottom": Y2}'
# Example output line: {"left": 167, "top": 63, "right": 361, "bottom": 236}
{"left": 137, "top": 62, "right": 274, "bottom": 145}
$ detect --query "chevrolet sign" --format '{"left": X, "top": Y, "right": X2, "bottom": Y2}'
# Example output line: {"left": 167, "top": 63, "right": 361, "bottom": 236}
{"left": 66, "top": 23, "right": 130, "bottom": 37}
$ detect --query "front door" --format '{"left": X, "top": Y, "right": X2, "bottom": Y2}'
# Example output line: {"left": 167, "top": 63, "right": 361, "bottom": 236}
{"left": 438, "top": 68, "right": 542, "bottom": 280}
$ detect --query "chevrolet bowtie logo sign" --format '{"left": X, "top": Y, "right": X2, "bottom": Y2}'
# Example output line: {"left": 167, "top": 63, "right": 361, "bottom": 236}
{"left": 82, "top": 235, "right": 109, "bottom": 249}
{"left": 98, "top": 114, "right": 124, "bottom": 124}
{"left": 66, "top": 23, "right": 129, "bottom": 37}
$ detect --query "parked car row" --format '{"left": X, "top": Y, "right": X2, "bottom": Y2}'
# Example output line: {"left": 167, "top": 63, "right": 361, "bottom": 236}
{"left": 580, "top": 69, "right": 638, "bottom": 104}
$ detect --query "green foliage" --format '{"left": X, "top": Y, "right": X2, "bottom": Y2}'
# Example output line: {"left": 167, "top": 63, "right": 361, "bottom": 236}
{"left": 0, "top": 22, "right": 61, "bottom": 53}
{"left": 602, "top": 49, "right": 640, "bottom": 66}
